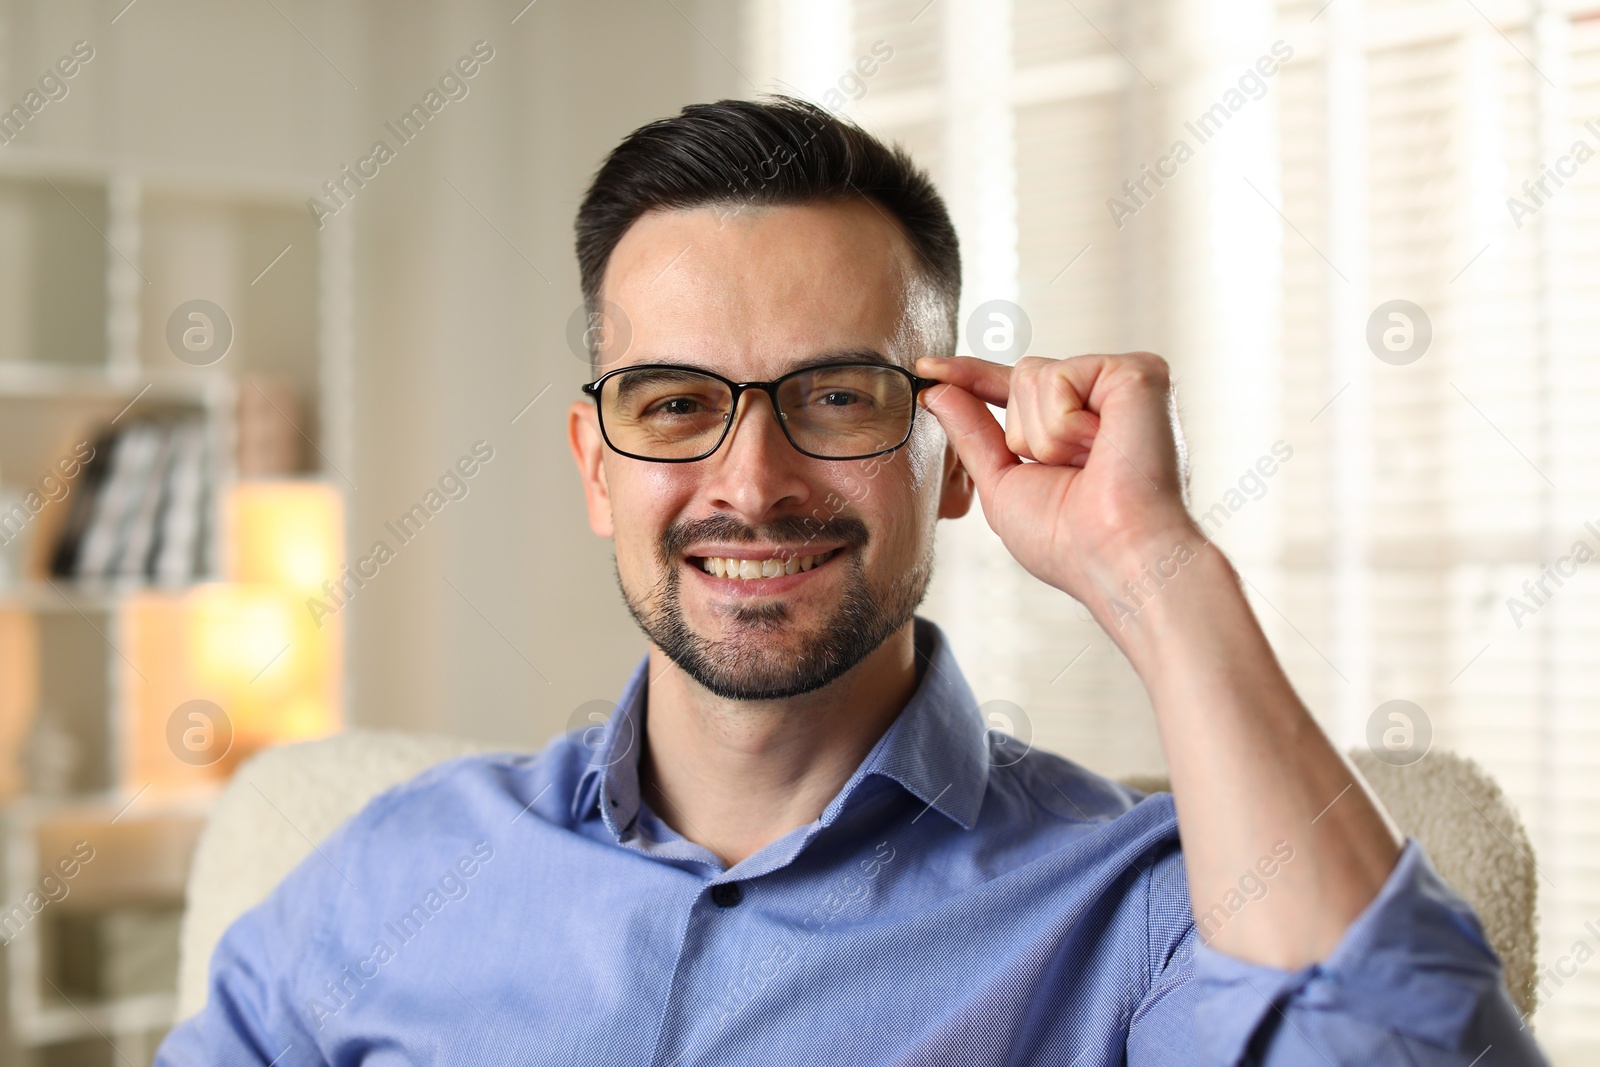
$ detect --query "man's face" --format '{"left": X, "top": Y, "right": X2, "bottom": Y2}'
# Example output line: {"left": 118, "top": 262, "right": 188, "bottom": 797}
{"left": 568, "top": 200, "right": 972, "bottom": 700}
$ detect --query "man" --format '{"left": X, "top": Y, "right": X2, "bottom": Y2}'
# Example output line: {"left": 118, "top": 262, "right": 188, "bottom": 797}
{"left": 159, "top": 98, "right": 1545, "bottom": 1065}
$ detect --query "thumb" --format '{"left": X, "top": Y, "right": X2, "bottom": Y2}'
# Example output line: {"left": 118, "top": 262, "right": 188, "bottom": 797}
{"left": 920, "top": 383, "right": 1020, "bottom": 508}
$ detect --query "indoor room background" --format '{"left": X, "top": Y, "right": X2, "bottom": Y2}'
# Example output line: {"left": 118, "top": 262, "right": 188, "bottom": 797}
{"left": 0, "top": 0, "right": 1595, "bottom": 1063}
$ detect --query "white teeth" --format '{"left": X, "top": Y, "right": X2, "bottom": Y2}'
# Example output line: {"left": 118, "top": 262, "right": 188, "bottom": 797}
{"left": 698, "top": 549, "right": 837, "bottom": 579}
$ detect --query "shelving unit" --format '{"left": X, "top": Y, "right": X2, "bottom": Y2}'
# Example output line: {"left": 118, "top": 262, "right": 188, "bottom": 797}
{"left": 0, "top": 151, "right": 351, "bottom": 1064}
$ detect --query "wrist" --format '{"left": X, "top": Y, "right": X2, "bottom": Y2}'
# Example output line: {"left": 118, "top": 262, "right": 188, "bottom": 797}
{"left": 1080, "top": 528, "right": 1232, "bottom": 659}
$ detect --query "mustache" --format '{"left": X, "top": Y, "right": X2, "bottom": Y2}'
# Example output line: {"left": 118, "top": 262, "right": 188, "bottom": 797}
{"left": 661, "top": 513, "right": 870, "bottom": 562}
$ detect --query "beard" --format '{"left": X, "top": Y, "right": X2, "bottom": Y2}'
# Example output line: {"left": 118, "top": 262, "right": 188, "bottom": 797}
{"left": 619, "top": 513, "right": 933, "bottom": 700}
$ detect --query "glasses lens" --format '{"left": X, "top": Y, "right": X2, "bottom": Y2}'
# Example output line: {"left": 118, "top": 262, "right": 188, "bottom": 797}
{"left": 776, "top": 365, "right": 914, "bottom": 458}
{"left": 599, "top": 367, "right": 733, "bottom": 459}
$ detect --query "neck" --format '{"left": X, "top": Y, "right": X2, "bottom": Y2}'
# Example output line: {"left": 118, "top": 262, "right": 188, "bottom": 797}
{"left": 639, "top": 620, "right": 921, "bottom": 868}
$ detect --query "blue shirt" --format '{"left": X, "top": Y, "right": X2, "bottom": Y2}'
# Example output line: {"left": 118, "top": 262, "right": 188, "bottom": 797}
{"left": 159, "top": 617, "right": 1545, "bottom": 1065}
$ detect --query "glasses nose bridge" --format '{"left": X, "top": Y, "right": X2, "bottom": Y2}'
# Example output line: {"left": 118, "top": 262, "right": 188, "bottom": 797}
{"left": 721, "top": 379, "right": 791, "bottom": 455}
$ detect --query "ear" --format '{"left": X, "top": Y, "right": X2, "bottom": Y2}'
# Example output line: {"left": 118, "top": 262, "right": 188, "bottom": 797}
{"left": 568, "top": 400, "right": 614, "bottom": 538}
{"left": 936, "top": 438, "right": 975, "bottom": 520}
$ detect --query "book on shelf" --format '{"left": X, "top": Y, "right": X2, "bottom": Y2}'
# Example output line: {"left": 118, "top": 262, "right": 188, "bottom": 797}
{"left": 112, "top": 424, "right": 175, "bottom": 581}
{"left": 153, "top": 422, "right": 208, "bottom": 585}
{"left": 43, "top": 425, "right": 118, "bottom": 579}
{"left": 45, "top": 375, "right": 303, "bottom": 589}
{"left": 50, "top": 419, "right": 212, "bottom": 587}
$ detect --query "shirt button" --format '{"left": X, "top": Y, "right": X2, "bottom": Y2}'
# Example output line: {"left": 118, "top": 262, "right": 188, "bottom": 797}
{"left": 710, "top": 882, "right": 743, "bottom": 908}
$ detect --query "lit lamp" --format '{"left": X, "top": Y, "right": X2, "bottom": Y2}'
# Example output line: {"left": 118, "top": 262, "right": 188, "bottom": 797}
{"left": 124, "top": 480, "right": 343, "bottom": 791}
{"left": 228, "top": 480, "right": 342, "bottom": 589}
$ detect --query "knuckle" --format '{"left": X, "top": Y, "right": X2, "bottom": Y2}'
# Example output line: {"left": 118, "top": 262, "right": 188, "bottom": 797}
{"left": 1035, "top": 440, "right": 1079, "bottom": 465}
{"left": 1043, "top": 370, "right": 1078, "bottom": 408}
{"left": 1125, "top": 352, "right": 1171, "bottom": 385}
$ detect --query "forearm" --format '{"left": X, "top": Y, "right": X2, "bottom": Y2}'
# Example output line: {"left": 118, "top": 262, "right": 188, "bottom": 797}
{"left": 1091, "top": 533, "right": 1402, "bottom": 968}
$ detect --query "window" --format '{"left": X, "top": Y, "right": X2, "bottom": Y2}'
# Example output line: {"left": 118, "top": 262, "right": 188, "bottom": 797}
{"left": 747, "top": 0, "right": 1600, "bottom": 1057}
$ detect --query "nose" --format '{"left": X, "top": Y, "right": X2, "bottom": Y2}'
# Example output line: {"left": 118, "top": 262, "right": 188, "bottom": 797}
{"left": 701, "top": 389, "right": 813, "bottom": 523}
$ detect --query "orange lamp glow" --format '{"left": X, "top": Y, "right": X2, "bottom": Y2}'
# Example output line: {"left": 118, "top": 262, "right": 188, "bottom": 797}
{"left": 123, "top": 480, "right": 343, "bottom": 791}
{"left": 228, "top": 480, "right": 343, "bottom": 589}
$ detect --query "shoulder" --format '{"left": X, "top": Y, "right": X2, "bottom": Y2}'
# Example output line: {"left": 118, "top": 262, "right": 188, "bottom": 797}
{"left": 183, "top": 733, "right": 597, "bottom": 1050}
{"left": 336, "top": 727, "right": 595, "bottom": 846}
{"left": 984, "top": 740, "right": 1192, "bottom": 911}
{"left": 220, "top": 730, "right": 595, "bottom": 954}
{"left": 988, "top": 736, "right": 1170, "bottom": 830}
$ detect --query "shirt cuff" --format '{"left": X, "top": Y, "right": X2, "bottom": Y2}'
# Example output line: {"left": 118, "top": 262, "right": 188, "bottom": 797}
{"left": 1189, "top": 838, "right": 1504, "bottom": 1065}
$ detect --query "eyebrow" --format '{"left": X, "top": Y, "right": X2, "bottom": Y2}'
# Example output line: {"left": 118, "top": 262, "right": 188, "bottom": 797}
{"left": 781, "top": 350, "right": 896, "bottom": 375}
{"left": 611, "top": 366, "right": 714, "bottom": 404}
{"left": 620, "top": 349, "right": 900, "bottom": 381}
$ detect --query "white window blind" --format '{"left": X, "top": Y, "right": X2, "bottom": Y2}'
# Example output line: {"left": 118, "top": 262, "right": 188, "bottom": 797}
{"left": 747, "top": 0, "right": 1600, "bottom": 1056}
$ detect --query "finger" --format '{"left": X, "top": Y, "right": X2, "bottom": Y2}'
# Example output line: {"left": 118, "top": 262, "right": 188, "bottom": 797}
{"left": 1059, "top": 353, "right": 1183, "bottom": 489}
{"left": 1015, "top": 359, "right": 1101, "bottom": 465}
{"left": 915, "top": 355, "right": 1013, "bottom": 408}
{"left": 918, "top": 382, "right": 1021, "bottom": 508}
{"left": 1003, "top": 395, "right": 1038, "bottom": 463}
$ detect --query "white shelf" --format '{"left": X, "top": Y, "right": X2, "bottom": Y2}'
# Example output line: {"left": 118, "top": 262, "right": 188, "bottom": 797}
{"left": 0, "top": 361, "right": 223, "bottom": 404}
{"left": 0, "top": 582, "right": 123, "bottom": 614}
{"left": 0, "top": 152, "right": 352, "bottom": 1059}
{"left": 4, "top": 785, "right": 219, "bottom": 823}
{"left": 19, "top": 991, "right": 176, "bottom": 1048}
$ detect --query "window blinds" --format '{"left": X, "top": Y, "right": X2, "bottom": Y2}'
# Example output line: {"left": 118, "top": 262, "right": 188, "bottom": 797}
{"left": 747, "top": 0, "right": 1600, "bottom": 1055}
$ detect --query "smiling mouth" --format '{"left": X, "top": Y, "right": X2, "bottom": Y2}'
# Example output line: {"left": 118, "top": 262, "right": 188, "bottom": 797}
{"left": 691, "top": 548, "right": 840, "bottom": 580}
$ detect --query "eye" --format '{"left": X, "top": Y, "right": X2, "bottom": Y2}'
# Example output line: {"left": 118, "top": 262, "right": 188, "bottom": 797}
{"left": 644, "top": 395, "right": 719, "bottom": 418}
{"left": 816, "top": 390, "right": 861, "bottom": 407}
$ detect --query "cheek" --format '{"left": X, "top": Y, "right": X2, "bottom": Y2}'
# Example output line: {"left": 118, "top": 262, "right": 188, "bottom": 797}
{"left": 839, "top": 468, "right": 924, "bottom": 560}
{"left": 606, "top": 462, "right": 697, "bottom": 563}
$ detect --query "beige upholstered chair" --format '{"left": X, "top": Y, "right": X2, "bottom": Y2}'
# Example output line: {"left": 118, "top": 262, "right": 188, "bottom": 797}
{"left": 174, "top": 732, "right": 1539, "bottom": 1023}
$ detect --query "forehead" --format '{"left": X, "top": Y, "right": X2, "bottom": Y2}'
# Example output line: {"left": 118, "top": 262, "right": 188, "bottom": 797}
{"left": 599, "top": 200, "right": 924, "bottom": 376}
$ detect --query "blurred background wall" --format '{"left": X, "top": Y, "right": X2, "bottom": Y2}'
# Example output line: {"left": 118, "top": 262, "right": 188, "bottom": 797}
{"left": 3, "top": 0, "right": 742, "bottom": 749}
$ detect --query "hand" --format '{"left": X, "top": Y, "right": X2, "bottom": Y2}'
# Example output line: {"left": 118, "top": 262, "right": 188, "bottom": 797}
{"left": 921, "top": 355, "right": 1418, "bottom": 976}
{"left": 915, "top": 353, "right": 1197, "bottom": 623}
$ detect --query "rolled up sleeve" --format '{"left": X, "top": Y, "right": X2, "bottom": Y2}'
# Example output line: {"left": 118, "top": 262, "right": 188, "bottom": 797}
{"left": 1188, "top": 839, "right": 1548, "bottom": 1065}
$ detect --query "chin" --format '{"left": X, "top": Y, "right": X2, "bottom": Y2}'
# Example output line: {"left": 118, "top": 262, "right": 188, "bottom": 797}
{"left": 620, "top": 549, "right": 934, "bottom": 702}
{"left": 660, "top": 602, "right": 862, "bottom": 700}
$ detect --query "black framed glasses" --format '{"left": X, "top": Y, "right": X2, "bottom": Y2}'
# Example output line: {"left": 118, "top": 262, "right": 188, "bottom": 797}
{"left": 581, "top": 361, "right": 939, "bottom": 462}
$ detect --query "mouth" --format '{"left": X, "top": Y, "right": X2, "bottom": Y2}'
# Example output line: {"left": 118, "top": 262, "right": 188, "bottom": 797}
{"left": 685, "top": 546, "right": 843, "bottom": 588}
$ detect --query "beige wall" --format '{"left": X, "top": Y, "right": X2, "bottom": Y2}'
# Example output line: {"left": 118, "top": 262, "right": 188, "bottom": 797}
{"left": 0, "top": 0, "right": 744, "bottom": 748}
{"left": 346, "top": 0, "right": 743, "bottom": 747}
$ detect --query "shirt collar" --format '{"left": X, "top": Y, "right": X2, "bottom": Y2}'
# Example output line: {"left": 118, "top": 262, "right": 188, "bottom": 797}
{"left": 571, "top": 615, "right": 990, "bottom": 836}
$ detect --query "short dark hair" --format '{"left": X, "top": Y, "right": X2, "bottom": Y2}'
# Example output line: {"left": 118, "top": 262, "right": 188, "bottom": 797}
{"left": 574, "top": 96, "right": 960, "bottom": 363}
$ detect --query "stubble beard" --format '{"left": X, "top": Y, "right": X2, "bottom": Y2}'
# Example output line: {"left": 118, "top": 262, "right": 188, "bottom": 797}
{"left": 619, "top": 516, "right": 933, "bottom": 701}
